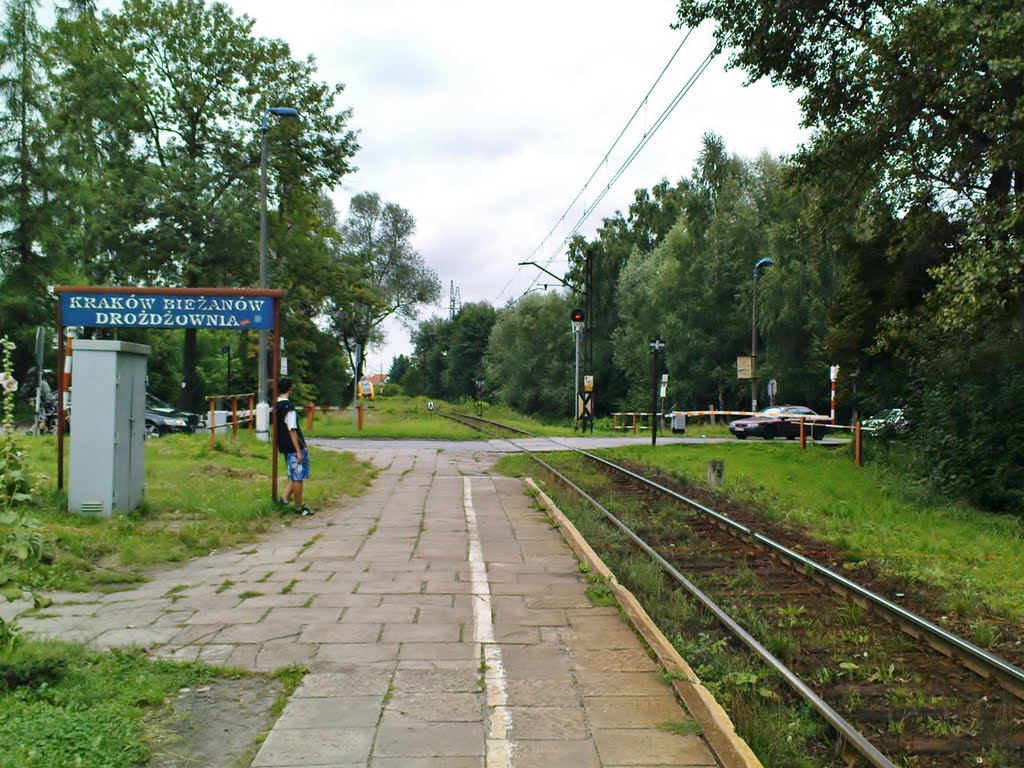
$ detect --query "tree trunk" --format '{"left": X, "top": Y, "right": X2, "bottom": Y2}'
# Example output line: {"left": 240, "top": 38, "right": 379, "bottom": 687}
{"left": 987, "top": 165, "right": 1011, "bottom": 201}
{"left": 181, "top": 328, "right": 201, "bottom": 412}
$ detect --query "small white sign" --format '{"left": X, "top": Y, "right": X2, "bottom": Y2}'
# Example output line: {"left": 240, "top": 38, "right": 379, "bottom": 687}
{"left": 829, "top": 365, "right": 840, "bottom": 382}
{"left": 281, "top": 357, "right": 288, "bottom": 375}
{"left": 427, "top": 401, "right": 434, "bottom": 411}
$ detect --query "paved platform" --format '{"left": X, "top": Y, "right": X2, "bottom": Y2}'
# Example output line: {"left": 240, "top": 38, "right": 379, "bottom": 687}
{"left": 15, "top": 442, "right": 722, "bottom": 767}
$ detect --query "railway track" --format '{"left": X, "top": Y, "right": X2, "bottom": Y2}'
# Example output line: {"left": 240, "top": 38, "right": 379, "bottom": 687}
{"left": 447, "top": 411, "right": 1024, "bottom": 767}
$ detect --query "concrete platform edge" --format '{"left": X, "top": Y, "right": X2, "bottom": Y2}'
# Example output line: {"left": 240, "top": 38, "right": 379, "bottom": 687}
{"left": 524, "top": 477, "right": 764, "bottom": 768}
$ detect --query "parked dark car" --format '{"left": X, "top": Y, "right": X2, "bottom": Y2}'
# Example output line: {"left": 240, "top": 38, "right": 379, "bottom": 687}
{"left": 145, "top": 393, "right": 204, "bottom": 438}
{"left": 862, "top": 407, "right": 909, "bottom": 436}
{"left": 729, "top": 405, "right": 831, "bottom": 441}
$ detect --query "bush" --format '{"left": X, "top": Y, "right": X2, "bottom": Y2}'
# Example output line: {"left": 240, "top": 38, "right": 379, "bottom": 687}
{"left": 904, "top": 317, "right": 1024, "bottom": 515}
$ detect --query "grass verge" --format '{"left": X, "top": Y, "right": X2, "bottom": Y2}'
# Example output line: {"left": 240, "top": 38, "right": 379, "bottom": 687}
{"left": 599, "top": 441, "right": 1024, "bottom": 620}
{"left": 304, "top": 397, "right": 485, "bottom": 439}
{"left": 0, "top": 636, "right": 234, "bottom": 768}
{"left": 9, "top": 432, "right": 375, "bottom": 594}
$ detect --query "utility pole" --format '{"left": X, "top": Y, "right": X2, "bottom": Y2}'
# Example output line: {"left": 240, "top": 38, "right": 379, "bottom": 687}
{"left": 649, "top": 338, "right": 666, "bottom": 447}
{"left": 583, "top": 249, "right": 594, "bottom": 433}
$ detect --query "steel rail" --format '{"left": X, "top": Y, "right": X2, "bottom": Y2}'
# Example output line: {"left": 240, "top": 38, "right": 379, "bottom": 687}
{"left": 515, "top": 441, "right": 895, "bottom": 768}
{"left": 438, "top": 411, "right": 533, "bottom": 436}
{"left": 549, "top": 440, "right": 1024, "bottom": 699}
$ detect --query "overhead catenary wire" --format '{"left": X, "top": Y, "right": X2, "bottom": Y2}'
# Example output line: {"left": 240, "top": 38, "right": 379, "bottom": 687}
{"left": 494, "top": 30, "right": 698, "bottom": 303}
{"left": 505, "top": 44, "right": 720, "bottom": 303}
{"left": 521, "top": 49, "right": 717, "bottom": 294}
{"left": 525, "top": 29, "right": 694, "bottom": 261}
{"left": 505, "top": 46, "right": 718, "bottom": 301}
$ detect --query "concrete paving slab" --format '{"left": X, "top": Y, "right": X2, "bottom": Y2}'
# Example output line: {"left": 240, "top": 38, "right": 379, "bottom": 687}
{"left": 251, "top": 727, "right": 375, "bottom": 766}
{"left": 593, "top": 729, "right": 719, "bottom": 767}
{"left": 274, "top": 695, "right": 384, "bottom": 729}
{"left": 384, "top": 691, "right": 484, "bottom": 722}
{"left": 511, "top": 739, "right": 602, "bottom": 767}
{"left": 374, "top": 722, "right": 485, "bottom": 758}
{"left": 584, "top": 695, "right": 691, "bottom": 728}
{"left": 297, "top": 622, "right": 382, "bottom": 644}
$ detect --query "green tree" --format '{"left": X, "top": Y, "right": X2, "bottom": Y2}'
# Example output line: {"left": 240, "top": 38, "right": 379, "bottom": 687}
{"left": 0, "top": 0, "right": 55, "bottom": 363}
{"left": 387, "top": 354, "right": 411, "bottom": 386}
{"left": 675, "top": 0, "right": 1024, "bottom": 511}
{"left": 485, "top": 292, "right": 573, "bottom": 420}
{"left": 407, "top": 315, "right": 450, "bottom": 398}
{"left": 566, "top": 179, "right": 687, "bottom": 412}
{"left": 440, "top": 303, "right": 497, "bottom": 401}
{"left": 328, "top": 192, "right": 440, "bottom": 394}
{"left": 48, "top": 0, "right": 357, "bottom": 409}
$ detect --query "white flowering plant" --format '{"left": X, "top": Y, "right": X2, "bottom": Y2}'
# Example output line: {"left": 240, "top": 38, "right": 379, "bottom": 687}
{"left": 0, "top": 336, "right": 49, "bottom": 605}
{"left": 0, "top": 337, "right": 32, "bottom": 508}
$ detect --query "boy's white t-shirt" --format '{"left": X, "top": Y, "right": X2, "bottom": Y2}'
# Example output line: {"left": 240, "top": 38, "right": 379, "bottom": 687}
{"left": 277, "top": 395, "right": 298, "bottom": 431}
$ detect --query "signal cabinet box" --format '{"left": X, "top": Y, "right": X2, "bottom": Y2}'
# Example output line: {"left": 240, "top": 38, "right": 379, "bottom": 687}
{"left": 68, "top": 340, "right": 150, "bottom": 516}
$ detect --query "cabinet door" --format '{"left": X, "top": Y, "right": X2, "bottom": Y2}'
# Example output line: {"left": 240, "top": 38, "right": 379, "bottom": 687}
{"left": 127, "top": 356, "right": 147, "bottom": 510}
{"left": 112, "top": 360, "right": 132, "bottom": 509}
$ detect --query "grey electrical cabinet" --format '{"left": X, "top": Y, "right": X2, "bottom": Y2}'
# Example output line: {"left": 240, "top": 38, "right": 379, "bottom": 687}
{"left": 68, "top": 340, "right": 150, "bottom": 516}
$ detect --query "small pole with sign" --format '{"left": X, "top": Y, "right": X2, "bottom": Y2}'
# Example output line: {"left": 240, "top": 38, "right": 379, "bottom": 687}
{"left": 474, "top": 379, "right": 484, "bottom": 417}
{"left": 581, "top": 375, "right": 595, "bottom": 432}
{"left": 659, "top": 373, "right": 668, "bottom": 431}
{"left": 649, "top": 338, "right": 666, "bottom": 447}
{"left": 767, "top": 378, "right": 777, "bottom": 407}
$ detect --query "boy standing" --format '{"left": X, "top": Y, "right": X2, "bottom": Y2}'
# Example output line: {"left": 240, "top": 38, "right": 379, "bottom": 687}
{"left": 275, "top": 377, "right": 313, "bottom": 516}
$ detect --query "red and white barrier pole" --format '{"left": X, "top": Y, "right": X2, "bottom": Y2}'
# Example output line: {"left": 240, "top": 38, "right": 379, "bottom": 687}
{"left": 62, "top": 337, "right": 73, "bottom": 412}
{"left": 829, "top": 365, "right": 839, "bottom": 422}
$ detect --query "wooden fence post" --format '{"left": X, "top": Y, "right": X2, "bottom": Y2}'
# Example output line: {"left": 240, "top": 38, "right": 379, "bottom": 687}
{"left": 208, "top": 398, "right": 215, "bottom": 449}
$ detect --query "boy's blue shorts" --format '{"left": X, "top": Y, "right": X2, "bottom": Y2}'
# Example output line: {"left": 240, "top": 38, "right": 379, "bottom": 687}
{"left": 285, "top": 448, "right": 310, "bottom": 482}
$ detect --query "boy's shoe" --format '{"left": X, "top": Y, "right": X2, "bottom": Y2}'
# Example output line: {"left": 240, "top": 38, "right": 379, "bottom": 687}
{"left": 276, "top": 497, "right": 288, "bottom": 506}
{"left": 298, "top": 506, "right": 314, "bottom": 516}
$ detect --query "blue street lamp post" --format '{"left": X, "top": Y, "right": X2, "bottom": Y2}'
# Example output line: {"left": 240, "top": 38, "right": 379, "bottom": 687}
{"left": 751, "top": 257, "right": 774, "bottom": 411}
{"left": 257, "top": 107, "right": 298, "bottom": 440}
{"left": 649, "top": 337, "right": 666, "bottom": 447}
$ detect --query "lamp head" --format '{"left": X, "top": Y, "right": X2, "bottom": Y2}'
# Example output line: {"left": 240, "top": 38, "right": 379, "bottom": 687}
{"left": 262, "top": 106, "right": 299, "bottom": 131}
{"left": 753, "top": 257, "right": 774, "bottom": 278}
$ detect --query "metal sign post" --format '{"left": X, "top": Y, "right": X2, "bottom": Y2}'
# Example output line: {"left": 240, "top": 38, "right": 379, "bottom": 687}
{"left": 570, "top": 308, "right": 585, "bottom": 428}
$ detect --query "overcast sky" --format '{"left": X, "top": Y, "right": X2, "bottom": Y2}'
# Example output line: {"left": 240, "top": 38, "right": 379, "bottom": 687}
{"left": 101, "top": 1, "right": 809, "bottom": 374}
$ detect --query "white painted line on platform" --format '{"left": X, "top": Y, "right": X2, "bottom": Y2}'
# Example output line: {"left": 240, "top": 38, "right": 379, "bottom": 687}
{"left": 464, "top": 477, "right": 514, "bottom": 767}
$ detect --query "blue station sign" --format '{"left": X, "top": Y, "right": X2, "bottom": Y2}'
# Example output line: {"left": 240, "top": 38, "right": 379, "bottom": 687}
{"left": 60, "top": 292, "right": 274, "bottom": 330}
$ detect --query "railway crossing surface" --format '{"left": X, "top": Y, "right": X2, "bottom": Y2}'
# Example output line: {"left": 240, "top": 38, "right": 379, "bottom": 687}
{"left": 12, "top": 440, "right": 754, "bottom": 767}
